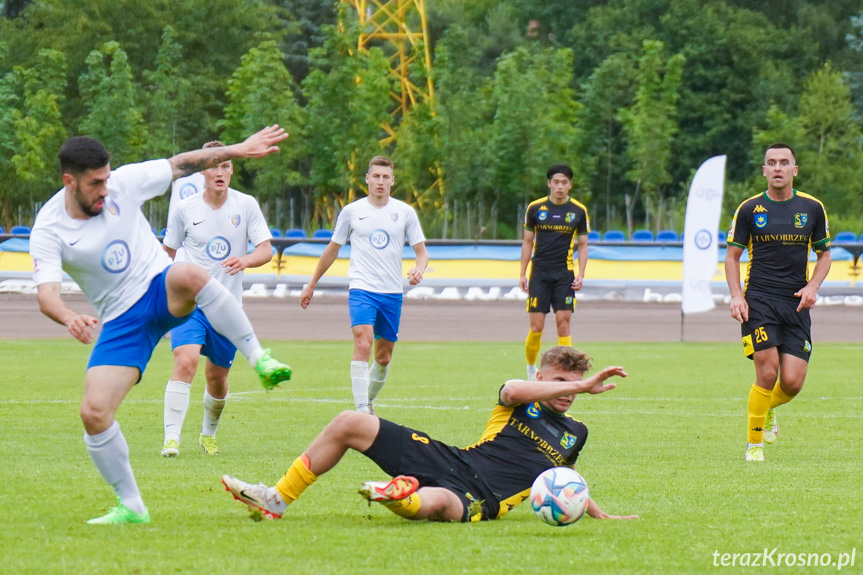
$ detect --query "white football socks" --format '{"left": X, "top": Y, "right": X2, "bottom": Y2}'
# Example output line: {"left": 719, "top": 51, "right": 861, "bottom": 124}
{"left": 351, "top": 360, "right": 370, "bottom": 411}
{"left": 368, "top": 360, "right": 389, "bottom": 402}
{"left": 164, "top": 380, "right": 191, "bottom": 443}
{"left": 201, "top": 389, "right": 227, "bottom": 436}
{"left": 194, "top": 279, "right": 263, "bottom": 366}
{"left": 84, "top": 421, "right": 145, "bottom": 514}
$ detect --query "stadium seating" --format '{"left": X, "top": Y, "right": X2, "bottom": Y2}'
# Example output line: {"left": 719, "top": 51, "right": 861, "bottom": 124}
{"left": 0, "top": 226, "right": 4, "bottom": 234}
{"left": 10, "top": 225, "right": 30, "bottom": 235}
{"left": 270, "top": 228, "right": 282, "bottom": 237}
{"left": 717, "top": 230, "right": 727, "bottom": 243}
{"left": 656, "top": 229, "right": 678, "bottom": 242}
{"left": 284, "top": 228, "right": 307, "bottom": 239}
{"left": 834, "top": 231, "right": 856, "bottom": 242}
{"left": 312, "top": 229, "right": 333, "bottom": 240}
{"left": 603, "top": 230, "right": 627, "bottom": 242}
{"left": 587, "top": 230, "right": 601, "bottom": 242}
{"left": 631, "top": 229, "right": 654, "bottom": 242}
{"left": 860, "top": 233, "right": 863, "bottom": 242}
{"left": 160, "top": 228, "right": 167, "bottom": 236}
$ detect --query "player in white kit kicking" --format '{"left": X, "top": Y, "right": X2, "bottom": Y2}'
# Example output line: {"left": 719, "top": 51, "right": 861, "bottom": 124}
{"left": 160, "top": 140, "right": 274, "bottom": 457}
{"left": 299, "top": 156, "right": 428, "bottom": 414}
{"left": 29, "top": 126, "right": 293, "bottom": 525}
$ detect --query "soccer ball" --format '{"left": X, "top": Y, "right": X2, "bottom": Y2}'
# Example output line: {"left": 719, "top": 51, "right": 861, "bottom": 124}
{"left": 529, "top": 467, "right": 590, "bottom": 526}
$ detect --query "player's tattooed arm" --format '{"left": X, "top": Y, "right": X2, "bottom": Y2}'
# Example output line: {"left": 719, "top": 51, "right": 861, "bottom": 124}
{"left": 168, "top": 125, "right": 288, "bottom": 180}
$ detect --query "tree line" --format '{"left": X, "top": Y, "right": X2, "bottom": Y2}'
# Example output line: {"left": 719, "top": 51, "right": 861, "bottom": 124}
{"left": 3, "top": 0, "right": 863, "bottom": 238}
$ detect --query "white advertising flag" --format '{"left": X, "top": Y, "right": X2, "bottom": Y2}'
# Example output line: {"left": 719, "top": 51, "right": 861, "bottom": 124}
{"left": 682, "top": 155, "right": 726, "bottom": 314}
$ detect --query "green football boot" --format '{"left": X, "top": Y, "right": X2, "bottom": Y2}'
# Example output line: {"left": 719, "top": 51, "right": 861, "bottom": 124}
{"left": 160, "top": 439, "right": 180, "bottom": 457}
{"left": 744, "top": 445, "right": 765, "bottom": 462}
{"left": 87, "top": 500, "right": 150, "bottom": 525}
{"left": 255, "top": 349, "right": 292, "bottom": 390}
{"left": 199, "top": 434, "right": 219, "bottom": 455}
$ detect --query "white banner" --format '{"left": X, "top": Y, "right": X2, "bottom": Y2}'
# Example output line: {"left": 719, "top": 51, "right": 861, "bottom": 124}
{"left": 682, "top": 155, "right": 726, "bottom": 314}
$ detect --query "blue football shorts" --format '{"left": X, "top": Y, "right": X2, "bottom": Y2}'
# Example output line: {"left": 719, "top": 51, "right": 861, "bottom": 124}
{"left": 348, "top": 289, "right": 403, "bottom": 342}
{"left": 170, "top": 308, "right": 236, "bottom": 368}
{"left": 88, "top": 267, "right": 191, "bottom": 381}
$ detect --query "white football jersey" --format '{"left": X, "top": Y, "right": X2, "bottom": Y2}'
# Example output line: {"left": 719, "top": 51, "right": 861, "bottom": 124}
{"left": 31, "top": 160, "right": 174, "bottom": 322}
{"left": 164, "top": 188, "right": 271, "bottom": 302}
{"left": 167, "top": 172, "right": 205, "bottom": 262}
{"left": 332, "top": 197, "right": 425, "bottom": 293}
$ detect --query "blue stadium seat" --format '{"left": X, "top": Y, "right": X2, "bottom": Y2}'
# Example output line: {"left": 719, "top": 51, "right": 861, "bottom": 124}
{"left": 160, "top": 227, "right": 168, "bottom": 236}
{"left": 631, "top": 229, "right": 654, "bottom": 242}
{"left": 656, "top": 229, "right": 679, "bottom": 242}
{"left": 284, "top": 228, "right": 307, "bottom": 239}
{"left": 859, "top": 233, "right": 863, "bottom": 242}
{"left": 312, "top": 229, "right": 333, "bottom": 240}
{"left": 587, "top": 230, "right": 601, "bottom": 242}
{"left": 603, "top": 230, "right": 626, "bottom": 242}
{"left": 0, "top": 226, "right": 5, "bottom": 234}
{"left": 717, "top": 230, "right": 727, "bottom": 243}
{"left": 10, "top": 225, "right": 30, "bottom": 235}
{"left": 834, "top": 231, "right": 856, "bottom": 242}
{"left": 269, "top": 227, "right": 282, "bottom": 238}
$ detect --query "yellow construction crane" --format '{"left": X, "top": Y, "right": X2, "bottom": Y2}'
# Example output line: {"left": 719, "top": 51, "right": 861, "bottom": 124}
{"left": 342, "top": 0, "right": 435, "bottom": 141}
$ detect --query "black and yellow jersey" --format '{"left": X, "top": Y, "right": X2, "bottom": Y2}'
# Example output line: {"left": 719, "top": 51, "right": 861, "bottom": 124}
{"left": 524, "top": 196, "right": 590, "bottom": 272}
{"left": 460, "top": 388, "right": 588, "bottom": 519}
{"left": 728, "top": 190, "right": 830, "bottom": 301}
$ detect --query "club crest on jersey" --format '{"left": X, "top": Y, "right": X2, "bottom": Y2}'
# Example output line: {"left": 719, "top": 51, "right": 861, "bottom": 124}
{"left": 206, "top": 236, "right": 231, "bottom": 261}
{"left": 565, "top": 212, "right": 576, "bottom": 222}
{"left": 538, "top": 211, "right": 548, "bottom": 221}
{"left": 753, "top": 205, "right": 768, "bottom": 213}
{"left": 101, "top": 240, "right": 130, "bottom": 273}
{"left": 525, "top": 403, "right": 541, "bottom": 419}
{"left": 794, "top": 213, "right": 808, "bottom": 228}
{"left": 105, "top": 199, "right": 120, "bottom": 216}
{"left": 560, "top": 431, "right": 577, "bottom": 449}
{"left": 754, "top": 214, "right": 768, "bottom": 228}
{"left": 179, "top": 183, "right": 199, "bottom": 200}
{"left": 370, "top": 229, "right": 390, "bottom": 250}
{"left": 230, "top": 214, "right": 241, "bottom": 227}
{"left": 389, "top": 212, "right": 399, "bottom": 222}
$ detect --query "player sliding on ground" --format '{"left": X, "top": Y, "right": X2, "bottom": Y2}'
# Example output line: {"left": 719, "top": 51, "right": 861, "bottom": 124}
{"left": 222, "top": 346, "right": 638, "bottom": 522}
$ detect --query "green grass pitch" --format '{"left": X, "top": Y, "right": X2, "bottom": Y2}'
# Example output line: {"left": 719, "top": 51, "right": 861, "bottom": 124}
{"left": 1, "top": 340, "right": 860, "bottom": 574}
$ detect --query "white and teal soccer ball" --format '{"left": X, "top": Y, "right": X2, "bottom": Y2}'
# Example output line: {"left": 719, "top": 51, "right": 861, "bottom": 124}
{"left": 529, "top": 467, "right": 590, "bottom": 526}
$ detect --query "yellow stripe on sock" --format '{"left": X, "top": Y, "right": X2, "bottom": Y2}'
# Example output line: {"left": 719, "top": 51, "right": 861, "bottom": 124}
{"left": 557, "top": 335, "right": 572, "bottom": 347}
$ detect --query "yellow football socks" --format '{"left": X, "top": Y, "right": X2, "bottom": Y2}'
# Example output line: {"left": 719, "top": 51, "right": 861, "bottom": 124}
{"left": 525, "top": 330, "right": 542, "bottom": 365}
{"left": 381, "top": 494, "right": 423, "bottom": 518}
{"left": 275, "top": 454, "right": 318, "bottom": 503}
{"left": 770, "top": 382, "right": 795, "bottom": 408}
{"left": 558, "top": 335, "right": 572, "bottom": 347}
{"left": 747, "top": 384, "right": 772, "bottom": 444}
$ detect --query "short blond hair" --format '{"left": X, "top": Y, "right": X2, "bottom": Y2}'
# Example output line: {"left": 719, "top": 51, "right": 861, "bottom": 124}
{"left": 368, "top": 156, "right": 394, "bottom": 171}
{"left": 540, "top": 346, "right": 591, "bottom": 374}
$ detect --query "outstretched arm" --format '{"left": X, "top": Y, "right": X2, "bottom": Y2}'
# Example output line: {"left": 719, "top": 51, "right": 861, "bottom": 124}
{"left": 499, "top": 366, "right": 627, "bottom": 406}
{"left": 168, "top": 125, "right": 288, "bottom": 180}
{"left": 586, "top": 497, "right": 638, "bottom": 520}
